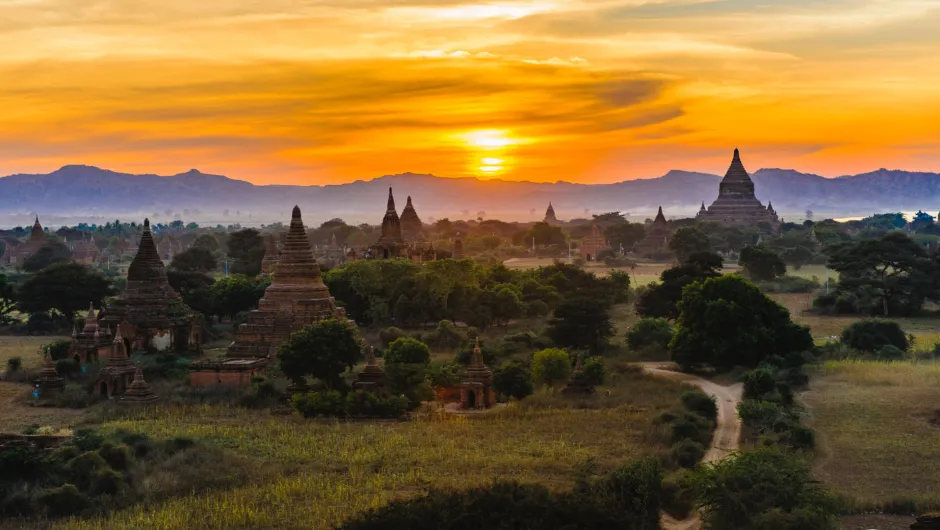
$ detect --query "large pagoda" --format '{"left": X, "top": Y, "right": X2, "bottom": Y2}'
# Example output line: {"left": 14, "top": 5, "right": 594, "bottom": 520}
{"left": 98, "top": 219, "right": 200, "bottom": 354}
{"left": 697, "top": 149, "right": 779, "bottom": 230}
{"left": 225, "top": 205, "right": 348, "bottom": 360}
{"left": 367, "top": 188, "right": 407, "bottom": 259}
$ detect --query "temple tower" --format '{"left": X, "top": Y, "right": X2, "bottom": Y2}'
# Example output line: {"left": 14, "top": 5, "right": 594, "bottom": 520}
{"left": 696, "top": 149, "right": 780, "bottom": 230}
{"left": 367, "top": 188, "right": 407, "bottom": 259}
{"left": 460, "top": 339, "right": 494, "bottom": 409}
{"left": 636, "top": 206, "right": 670, "bottom": 257}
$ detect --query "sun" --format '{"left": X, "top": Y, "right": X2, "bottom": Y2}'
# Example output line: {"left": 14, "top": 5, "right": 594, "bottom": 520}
{"left": 463, "top": 129, "right": 517, "bottom": 150}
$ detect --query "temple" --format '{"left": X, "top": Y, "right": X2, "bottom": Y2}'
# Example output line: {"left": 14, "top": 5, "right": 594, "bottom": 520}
{"left": 452, "top": 233, "right": 465, "bottom": 259}
{"left": 191, "top": 206, "right": 348, "bottom": 387}
{"left": 366, "top": 188, "right": 407, "bottom": 259}
{"left": 460, "top": 339, "right": 494, "bottom": 409}
{"left": 1, "top": 216, "right": 47, "bottom": 266}
{"left": 543, "top": 202, "right": 560, "bottom": 225}
{"left": 261, "top": 234, "right": 280, "bottom": 275}
{"left": 697, "top": 149, "right": 780, "bottom": 230}
{"left": 120, "top": 365, "right": 159, "bottom": 404}
{"left": 95, "top": 329, "right": 137, "bottom": 399}
{"left": 580, "top": 222, "right": 610, "bottom": 261}
{"left": 69, "top": 234, "right": 101, "bottom": 265}
{"left": 68, "top": 303, "right": 113, "bottom": 364}
{"left": 352, "top": 347, "right": 387, "bottom": 393}
{"left": 562, "top": 355, "right": 596, "bottom": 396}
{"left": 636, "top": 207, "right": 671, "bottom": 257}
{"left": 98, "top": 219, "right": 201, "bottom": 354}
{"left": 36, "top": 352, "right": 65, "bottom": 394}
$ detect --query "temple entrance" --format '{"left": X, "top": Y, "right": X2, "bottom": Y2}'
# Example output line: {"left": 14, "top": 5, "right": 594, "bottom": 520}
{"left": 585, "top": 253, "right": 593, "bottom": 262}
{"left": 466, "top": 389, "right": 476, "bottom": 409}
{"left": 73, "top": 355, "right": 81, "bottom": 364}
{"left": 99, "top": 382, "right": 108, "bottom": 397}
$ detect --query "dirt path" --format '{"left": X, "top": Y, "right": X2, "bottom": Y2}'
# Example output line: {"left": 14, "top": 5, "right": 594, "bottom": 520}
{"left": 638, "top": 363, "right": 744, "bottom": 530}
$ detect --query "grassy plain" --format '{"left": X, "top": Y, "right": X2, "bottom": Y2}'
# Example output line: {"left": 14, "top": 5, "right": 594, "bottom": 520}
{"left": 803, "top": 360, "right": 940, "bottom": 511}
{"left": 0, "top": 334, "right": 65, "bottom": 370}
{"left": 54, "top": 368, "right": 687, "bottom": 530}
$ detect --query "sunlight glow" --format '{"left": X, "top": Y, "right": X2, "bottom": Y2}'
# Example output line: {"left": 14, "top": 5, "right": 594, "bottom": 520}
{"left": 479, "top": 165, "right": 503, "bottom": 173}
{"left": 481, "top": 157, "right": 503, "bottom": 165}
{"left": 463, "top": 130, "right": 517, "bottom": 149}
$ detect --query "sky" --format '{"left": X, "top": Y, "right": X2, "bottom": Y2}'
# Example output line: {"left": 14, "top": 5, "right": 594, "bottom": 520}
{"left": 1, "top": 0, "right": 940, "bottom": 186}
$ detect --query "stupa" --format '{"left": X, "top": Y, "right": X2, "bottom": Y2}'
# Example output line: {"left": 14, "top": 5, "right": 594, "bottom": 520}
{"left": 1, "top": 216, "right": 47, "bottom": 266}
{"left": 120, "top": 365, "right": 159, "bottom": 404}
{"left": 452, "top": 233, "right": 465, "bottom": 259}
{"left": 459, "top": 339, "right": 494, "bottom": 409}
{"left": 95, "top": 329, "right": 137, "bottom": 398}
{"left": 36, "top": 352, "right": 65, "bottom": 393}
{"left": 580, "top": 222, "right": 610, "bottom": 261}
{"left": 68, "top": 302, "right": 113, "bottom": 364}
{"left": 353, "top": 346, "right": 387, "bottom": 393}
{"left": 367, "top": 188, "right": 407, "bottom": 259}
{"left": 561, "top": 355, "right": 595, "bottom": 396}
{"left": 400, "top": 196, "right": 426, "bottom": 243}
{"left": 98, "top": 219, "right": 201, "bottom": 354}
{"left": 697, "top": 149, "right": 780, "bottom": 230}
{"left": 636, "top": 206, "right": 670, "bottom": 257}
{"left": 543, "top": 203, "right": 560, "bottom": 226}
{"left": 261, "top": 234, "right": 280, "bottom": 275}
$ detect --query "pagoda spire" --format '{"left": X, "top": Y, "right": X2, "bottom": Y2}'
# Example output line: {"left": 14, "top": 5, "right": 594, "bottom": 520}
{"left": 386, "top": 187, "right": 396, "bottom": 213}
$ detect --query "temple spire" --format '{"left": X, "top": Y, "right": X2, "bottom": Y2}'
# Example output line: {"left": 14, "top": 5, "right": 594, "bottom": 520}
{"left": 386, "top": 187, "right": 396, "bottom": 213}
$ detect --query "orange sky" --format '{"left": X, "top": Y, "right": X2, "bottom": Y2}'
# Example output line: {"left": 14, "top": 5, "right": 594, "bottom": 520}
{"left": 1, "top": 0, "right": 940, "bottom": 185}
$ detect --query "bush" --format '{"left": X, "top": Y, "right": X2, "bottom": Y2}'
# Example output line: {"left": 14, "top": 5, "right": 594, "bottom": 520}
{"left": 876, "top": 344, "right": 907, "bottom": 360}
{"left": 291, "top": 390, "right": 409, "bottom": 419}
{"left": 385, "top": 337, "right": 432, "bottom": 408}
{"left": 581, "top": 357, "right": 606, "bottom": 386}
{"left": 742, "top": 366, "right": 777, "bottom": 400}
{"left": 92, "top": 468, "right": 124, "bottom": 495}
{"left": 97, "top": 442, "right": 132, "bottom": 471}
{"left": 6, "top": 356, "right": 22, "bottom": 372}
{"left": 841, "top": 320, "right": 908, "bottom": 352}
{"left": 737, "top": 400, "right": 786, "bottom": 434}
{"left": 493, "top": 361, "right": 533, "bottom": 400}
{"left": 427, "top": 361, "right": 462, "bottom": 387}
{"left": 291, "top": 390, "right": 346, "bottom": 417}
{"left": 625, "top": 318, "right": 673, "bottom": 352}
{"left": 424, "top": 320, "right": 465, "bottom": 350}
{"left": 64, "top": 451, "right": 111, "bottom": 490}
{"left": 379, "top": 327, "right": 408, "bottom": 348}
{"left": 55, "top": 358, "right": 81, "bottom": 378}
{"left": 661, "top": 469, "right": 695, "bottom": 519}
{"left": 779, "top": 425, "right": 816, "bottom": 451}
{"left": 669, "top": 412, "right": 713, "bottom": 446}
{"left": 531, "top": 348, "right": 571, "bottom": 388}
{"left": 37, "top": 484, "right": 89, "bottom": 517}
{"left": 681, "top": 391, "right": 717, "bottom": 422}
{"left": 671, "top": 439, "right": 706, "bottom": 468}
{"left": 589, "top": 458, "right": 662, "bottom": 530}
{"left": 46, "top": 339, "right": 72, "bottom": 361}
{"left": 755, "top": 276, "right": 819, "bottom": 294}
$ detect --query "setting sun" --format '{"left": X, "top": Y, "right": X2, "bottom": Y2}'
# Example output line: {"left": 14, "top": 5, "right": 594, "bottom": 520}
{"left": 463, "top": 130, "right": 517, "bottom": 150}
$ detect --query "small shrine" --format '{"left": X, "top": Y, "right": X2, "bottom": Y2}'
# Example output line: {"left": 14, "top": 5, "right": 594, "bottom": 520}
{"left": 95, "top": 329, "right": 137, "bottom": 398}
{"left": 353, "top": 347, "right": 386, "bottom": 393}
{"left": 580, "top": 221, "right": 610, "bottom": 261}
{"left": 0, "top": 216, "right": 46, "bottom": 266}
{"left": 452, "top": 233, "right": 465, "bottom": 259}
{"left": 562, "top": 355, "right": 596, "bottom": 396}
{"left": 460, "top": 339, "right": 494, "bottom": 410}
{"left": 636, "top": 206, "right": 670, "bottom": 258}
{"left": 36, "top": 353, "right": 65, "bottom": 393}
{"left": 120, "top": 366, "right": 159, "bottom": 404}
{"left": 68, "top": 302, "right": 113, "bottom": 364}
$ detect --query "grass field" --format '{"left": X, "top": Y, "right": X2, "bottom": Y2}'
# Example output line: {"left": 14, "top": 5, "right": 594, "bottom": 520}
{"left": 52, "top": 367, "right": 688, "bottom": 530}
{"left": 0, "top": 335, "right": 66, "bottom": 371}
{"left": 803, "top": 360, "right": 940, "bottom": 511}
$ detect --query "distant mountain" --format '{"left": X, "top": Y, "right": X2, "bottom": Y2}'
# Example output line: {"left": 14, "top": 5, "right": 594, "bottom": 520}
{"left": 0, "top": 164, "right": 938, "bottom": 226}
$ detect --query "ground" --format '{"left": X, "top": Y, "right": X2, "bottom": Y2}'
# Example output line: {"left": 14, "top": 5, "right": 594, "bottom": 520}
{"left": 0, "top": 381, "right": 88, "bottom": 433}
{"left": 52, "top": 367, "right": 689, "bottom": 530}
{"left": 0, "top": 334, "right": 62, "bottom": 371}
{"left": 803, "top": 360, "right": 940, "bottom": 512}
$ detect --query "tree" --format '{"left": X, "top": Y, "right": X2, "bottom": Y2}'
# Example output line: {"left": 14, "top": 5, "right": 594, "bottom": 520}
{"left": 781, "top": 246, "right": 814, "bottom": 270}
{"left": 527, "top": 222, "right": 567, "bottom": 247}
{"left": 636, "top": 252, "right": 723, "bottom": 320}
{"left": 22, "top": 242, "right": 72, "bottom": 272}
{"left": 192, "top": 234, "right": 220, "bottom": 252}
{"left": 531, "top": 348, "right": 571, "bottom": 388}
{"left": 840, "top": 320, "right": 908, "bottom": 352}
{"left": 17, "top": 263, "right": 114, "bottom": 323}
{"left": 226, "top": 229, "right": 265, "bottom": 277}
{"left": 169, "top": 247, "right": 218, "bottom": 273}
{"left": 738, "top": 245, "right": 786, "bottom": 282}
{"left": 491, "top": 287, "right": 525, "bottom": 326}
{"left": 208, "top": 275, "right": 269, "bottom": 319}
{"left": 626, "top": 318, "right": 674, "bottom": 352}
{"left": 493, "top": 361, "right": 533, "bottom": 400}
{"left": 277, "top": 319, "right": 362, "bottom": 390}
{"left": 605, "top": 223, "right": 647, "bottom": 252}
{"left": 0, "top": 274, "right": 16, "bottom": 325}
{"left": 693, "top": 448, "right": 837, "bottom": 530}
{"left": 167, "top": 270, "right": 215, "bottom": 317}
{"left": 548, "top": 297, "right": 614, "bottom": 354}
{"left": 385, "top": 337, "right": 433, "bottom": 407}
{"left": 670, "top": 275, "right": 812, "bottom": 370}
{"left": 669, "top": 227, "right": 710, "bottom": 264}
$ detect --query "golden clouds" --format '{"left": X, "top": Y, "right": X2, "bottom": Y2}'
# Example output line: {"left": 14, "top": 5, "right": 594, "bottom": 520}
{"left": 0, "top": 0, "right": 939, "bottom": 183}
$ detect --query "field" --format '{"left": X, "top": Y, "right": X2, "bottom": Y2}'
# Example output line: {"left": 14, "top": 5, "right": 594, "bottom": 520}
{"left": 803, "top": 360, "right": 940, "bottom": 511}
{"left": 0, "top": 334, "right": 65, "bottom": 371}
{"left": 53, "top": 368, "right": 688, "bottom": 530}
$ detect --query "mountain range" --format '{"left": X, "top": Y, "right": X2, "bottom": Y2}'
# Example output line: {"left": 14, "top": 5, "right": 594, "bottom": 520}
{"left": 0, "top": 164, "right": 938, "bottom": 226}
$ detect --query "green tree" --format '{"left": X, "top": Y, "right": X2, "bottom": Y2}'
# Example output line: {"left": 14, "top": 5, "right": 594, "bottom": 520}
{"left": 531, "top": 348, "right": 571, "bottom": 388}
{"left": 604, "top": 223, "right": 647, "bottom": 253}
{"left": 226, "top": 229, "right": 265, "bottom": 277}
{"left": 384, "top": 337, "right": 432, "bottom": 407}
{"left": 0, "top": 274, "right": 16, "bottom": 325}
{"left": 22, "top": 242, "right": 72, "bottom": 272}
{"left": 527, "top": 222, "right": 567, "bottom": 247}
{"left": 693, "top": 448, "right": 837, "bottom": 530}
{"left": 209, "top": 275, "right": 269, "bottom": 319}
{"left": 169, "top": 247, "right": 218, "bottom": 273}
{"left": 17, "top": 263, "right": 114, "bottom": 323}
{"left": 670, "top": 275, "right": 812, "bottom": 370}
{"left": 626, "top": 318, "right": 674, "bottom": 351}
{"left": 636, "top": 252, "right": 724, "bottom": 319}
{"left": 277, "top": 319, "right": 362, "bottom": 390}
{"left": 192, "top": 234, "right": 220, "bottom": 252}
{"left": 166, "top": 270, "right": 215, "bottom": 317}
{"left": 669, "top": 227, "right": 710, "bottom": 264}
{"left": 840, "top": 320, "right": 908, "bottom": 352}
{"left": 548, "top": 297, "right": 614, "bottom": 354}
{"left": 738, "top": 245, "right": 786, "bottom": 281}
{"left": 780, "top": 246, "right": 814, "bottom": 270}
{"left": 493, "top": 361, "right": 533, "bottom": 400}
{"left": 491, "top": 286, "right": 525, "bottom": 326}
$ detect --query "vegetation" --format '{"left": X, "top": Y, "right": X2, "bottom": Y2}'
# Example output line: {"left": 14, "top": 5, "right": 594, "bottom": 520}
{"left": 492, "top": 361, "right": 533, "bottom": 400}
{"left": 530, "top": 348, "right": 571, "bottom": 388}
{"left": 840, "top": 320, "right": 909, "bottom": 353}
{"left": 16, "top": 263, "right": 115, "bottom": 324}
{"left": 227, "top": 228, "right": 266, "bottom": 277}
{"left": 626, "top": 317, "right": 673, "bottom": 352}
{"left": 384, "top": 337, "right": 432, "bottom": 407}
{"left": 278, "top": 319, "right": 363, "bottom": 391}
{"left": 738, "top": 245, "right": 786, "bottom": 281}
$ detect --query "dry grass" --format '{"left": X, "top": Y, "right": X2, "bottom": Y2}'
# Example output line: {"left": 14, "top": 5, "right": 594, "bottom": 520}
{"left": 802, "top": 360, "right": 940, "bottom": 510}
{"left": 54, "top": 368, "right": 688, "bottom": 530}
{"left": 0, "top": 381, "right": 89, "bottom": 432}
{"left": 0, "top": 335, "right": 65, "bottom": 370}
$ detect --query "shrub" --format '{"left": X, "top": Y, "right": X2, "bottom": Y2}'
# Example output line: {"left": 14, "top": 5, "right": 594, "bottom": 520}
{"left": 876, "top": 344, "right": 907, "bottom": 360}
{"left": 737, "top": 400, "right": 786, "bottom": 434}
{"left": 779, "top": 425, "right": 816, "bottom": 451}
{"left": 46, "top": 339, "right": 72, "bottom": 361}
{"left": 589, "top": 458, "right": 662, "bottom": 530}
{"left": 55, "top": 358, "right": 81, "bottom": 378}
{"left": 625, "top": 318, "right": 673, "bottom": 351}
{"left": 92, "top": 468, "right": 124, "bottom": 495}
{"left": 385, "top": 338, "right": 432, "bottom": 408}
{"left": 64, "top": 451, "right": 111, "bottom": 490}
{"left": 6, "top": 356, "right": 22, "bottom": 372}
{"left": 291, "top": 390, "right": 346, "bottom": 418}
{"left": 97, "top": 442, "right": 132, "bottom": 471}
{"left": 681, "top": 391, "right": 717, "bottom": 422}
{"left": 427, "top": 361, "right": 462, "bottom": 387}
{"left": 669, "top": 411, "right": 713, "bottom": 446}
{"left": 344, "top": 391, "right": 409, "bottom": 419}
{"left": 581, "top": 357, "right": 606, "bottom": 386}
{"left": 531, "top": 348, "right": 571, "bottom": 388}
{"left": 671, "top": 439, "right": 706, "bottom": 468}
{"left": 490, "top": 361, "right": 531, "bottom": 400}
{"left": 379, "top": 326, "right": 407, "bottom": 348}
{"left": 38, "top": 484, "right": 89, "bottom": 517}
{"left": 742, "top": 366, "right": 777, "bottom": 400}
{"left": 425, "top": 320, "right": 465, "bottom": 350}
{"left": 841, "top": 320, "right": 908, "bottom": 352}
{"left": 661, "top": 469, "right": 695, "bottom": 519}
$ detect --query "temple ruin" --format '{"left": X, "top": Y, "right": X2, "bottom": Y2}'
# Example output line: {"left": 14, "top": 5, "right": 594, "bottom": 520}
{"left": 460, "top": 339, "right": 494, "bottom": 410}
{"left": 636, "top": 206, "right": 671, "bottom": 258}
{"left": 580, "top": 222, "right": 610, "bottom": 261}
{"left": 696, "top": 149, "right": 780, "bottom": 230}
{"left": 68, "top": 303, "right": 113, "bottom": 364}
{"left": 1, "top": 216, "right": 47, "bottom": 266}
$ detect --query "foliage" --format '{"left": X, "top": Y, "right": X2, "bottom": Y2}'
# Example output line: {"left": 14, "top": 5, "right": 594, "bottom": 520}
{"left": 17, "top": 263, "right": 115, "bottom": 322}
{"left": 424, "top": 320, "right": 466, "bottom": 350}
{"left": 636, "top": 253, "right": 723, "bottom": 319}
{"left": 384, "top": 337, "right": 432, "bottom": 407}
{"left": 739, "top": 245, "right": 786, "bottom": 281}
{"left": 669, "top": 227, "right": 711, "bottom": 263}
{"left": 492, "top": 361, "right": 533, "bottom": 399}
{"left": 207, "top": 275, "right": 269, "bottom": 319}
{"left": 626, "top": 318, "right": 674, "bottom": 352}
{"left": 169, "top": 247, "right": 218, "bottom": 273}
{"left": 378, "top": 326, "right": 407, "bottom": 348}
{"left": 670, "top": 275, "right": 813, "bottom": 370}
{"left": 548, "top": 296, "right": 614, "bottom": 354}
{"left": 166, "top": 270, "right": 215, "bottom": 316}
{"left": 681, "top": 391, "right": 717, "bottom": 422}
{"left": 754, "top": 275, "right": 819, "bottom": 293}
{"left": 671, "top": 439, "right": 706, "bottom": 469}
{"left": 693, "top": 448, "right": 838, "bottom": 530}
{"left": 277, "top": 319, "right": 362, "bottom": 390}
{"left": 192, "top": 234, "right": 220, "bottom": 252}
{"left": 840, "top": 320, "right": 909, "bottom": 352}
{"left": 780, "top": 246, "right": 815, "bottom": 270}
{"left": 226, "top": 228, "right": 265, "bottom": 277}
{"left": 0, "top": 273, "right": 16, "bottom": 325}
{"left": 291, "top": 390, "right": 409, "bottom": 419}
{"left": 531, "top": 348, "right": 571, "bottom": 388}
{"left": 582, "top": 357, "right": 606, "bottom": 386}
{"left": 22, "top": 242, "right": 72, "bottom": 272}
{"left": 6, "top": 356, "right": 22, "bottom": 372}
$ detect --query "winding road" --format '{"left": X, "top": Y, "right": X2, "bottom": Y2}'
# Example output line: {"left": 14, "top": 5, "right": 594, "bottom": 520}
{"left": 638, "top": 363, "right": 744, "bottom": 530}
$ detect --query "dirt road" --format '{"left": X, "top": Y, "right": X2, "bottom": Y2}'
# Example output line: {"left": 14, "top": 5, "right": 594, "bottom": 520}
{"left": 639, "top": 363, "right": 743, "bottom": 530}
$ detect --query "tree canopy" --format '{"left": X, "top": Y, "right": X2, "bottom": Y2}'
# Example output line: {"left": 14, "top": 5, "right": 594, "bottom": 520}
{"left": 17, "top": 263, "right": 115, "bottom": 322}
{"left": 277, "top": 319, "right": 362, "bottom": 390}
{"left": 169, "top": 247, "right": 218, "bottom": 273}
{"left": 22, "top": 242, "right": 72, "bottom": 272}
{"left": 669, "top": 227, "right": 711, "bottom": 263}
{"left": 739, "top": 245, "right": 786, "bottom": 282}
{"left": 227, "top": 229, "right": 265, "bottom": 277}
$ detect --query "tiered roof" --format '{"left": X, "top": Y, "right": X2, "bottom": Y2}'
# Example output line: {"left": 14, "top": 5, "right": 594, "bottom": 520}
{"left": 120, "top": 365, "right": 158, "bottom": 404}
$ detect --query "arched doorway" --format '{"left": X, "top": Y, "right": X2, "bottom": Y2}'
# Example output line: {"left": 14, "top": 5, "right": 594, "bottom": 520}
{"left": 99, "top": 381, "right": 109, "bottom": 397}
{"left": 73, "top": 355, "right": 81, "bottom": 364}
{"left": 466, "top": 389, "right": 476, "bottom": 409}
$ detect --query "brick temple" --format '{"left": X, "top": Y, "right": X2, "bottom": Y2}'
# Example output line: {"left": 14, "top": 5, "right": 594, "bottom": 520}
{"left": 636, "top": 206, "right": 670, "bottom": 258}
{"left": 580, "top": 221, "right": 610, "bottom": 261}
{"left": 68, "top": 303, "right": 113, "bottom": 364}
{"left": 697, "top": 149, "right": 780, "bottom": 230}
{"left": 1, "top": 216, "right": 47, "bottom": 266}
